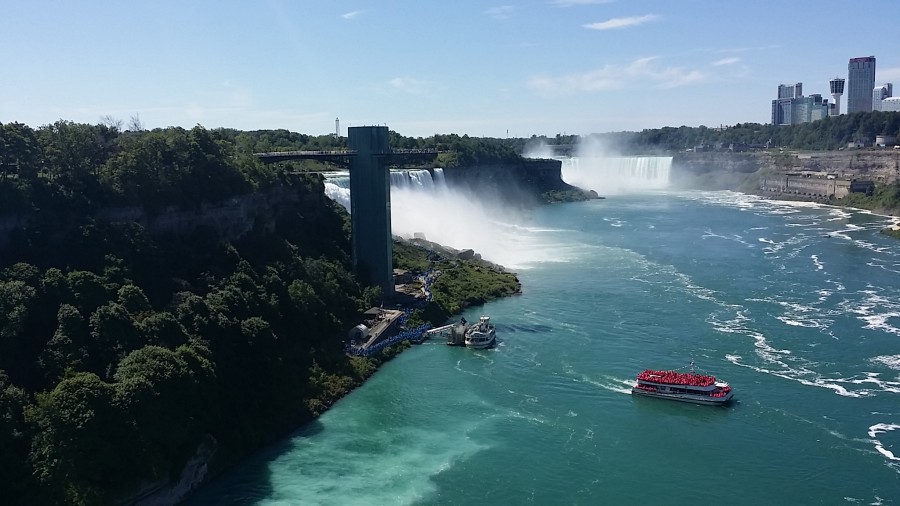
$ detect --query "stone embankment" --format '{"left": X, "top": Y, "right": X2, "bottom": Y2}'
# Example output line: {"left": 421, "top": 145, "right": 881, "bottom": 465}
{"left": 671, "top": 150, "right": 900, "bottom": 198}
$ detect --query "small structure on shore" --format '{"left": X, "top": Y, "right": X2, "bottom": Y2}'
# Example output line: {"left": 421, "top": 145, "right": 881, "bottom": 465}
{"left": 348, "top": 307, "right": 405, "bottom": 349}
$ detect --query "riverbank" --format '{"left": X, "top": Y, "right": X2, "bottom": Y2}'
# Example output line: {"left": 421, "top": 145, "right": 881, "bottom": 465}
{"left": 170, "top": 239, "right": 520, "bottom": 504}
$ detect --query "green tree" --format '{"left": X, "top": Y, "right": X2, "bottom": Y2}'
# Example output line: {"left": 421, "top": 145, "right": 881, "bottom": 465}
{"left": 117, "top": 284, "right": 151, "bottom": 315}
{"left": 38, "top": 304, "right": 89, "bottom": 383}
{"left": 88, "top": 302, "right": 139, "bottom": 378}
{"left": 27, "top": 372, "right": 129, "bottom": 505}
{"left": 138, "top": 311, "right": 190, "bottom": 348}
{"left": 0, "top": 371, "right": 34, "bottom": 503}
{"left": 113, "top": 345, "right": 211, "bottom": 480}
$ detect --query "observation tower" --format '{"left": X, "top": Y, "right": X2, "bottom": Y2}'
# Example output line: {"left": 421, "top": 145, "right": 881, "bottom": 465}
{"left": 830, "top": 77, "right": 845, "bottom": 116}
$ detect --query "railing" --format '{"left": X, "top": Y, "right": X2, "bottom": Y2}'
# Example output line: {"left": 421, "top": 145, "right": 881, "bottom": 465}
{"left": 345, "top": 248, "right": 439, "bottom": 356}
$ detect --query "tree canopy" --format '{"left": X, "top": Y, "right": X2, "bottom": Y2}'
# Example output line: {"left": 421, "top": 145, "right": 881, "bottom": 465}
{"left": 0, "top": 118, "right": 522, "bottom": 505}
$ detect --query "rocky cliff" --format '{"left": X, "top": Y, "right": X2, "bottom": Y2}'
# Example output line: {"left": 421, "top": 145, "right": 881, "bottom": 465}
{"left": 442, "top": 158, "right": 590, "bottom": 205}
{"left": 670, "top": 152, "right": 761, "bottom": 190}
{"left": 670, "top": 150, "right": 900, "bottom": 192}
{"left": 0, "top": 178, "right": 333, "bottom": 249}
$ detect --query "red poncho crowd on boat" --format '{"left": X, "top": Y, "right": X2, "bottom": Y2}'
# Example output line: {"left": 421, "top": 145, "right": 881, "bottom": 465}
{"left": 709, "top": 385, "right": 731, "bottom": 398}
{"left": 637, "top": 369, "right": 716, "bottom": 387}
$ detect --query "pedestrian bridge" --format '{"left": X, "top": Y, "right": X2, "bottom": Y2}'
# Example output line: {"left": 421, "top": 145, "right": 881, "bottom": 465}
{"left": 254, "top": 148, "right": 438, "bottom": 166}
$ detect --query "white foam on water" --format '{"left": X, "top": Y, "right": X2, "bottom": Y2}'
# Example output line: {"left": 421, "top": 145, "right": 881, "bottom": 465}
{"left": 259, "top": 421, "right": 490, "bottom": 506}
{"left": 867, "top": 423, "right": 900, "bottom": 462}
{"left": 871, "top": 355, "right": 900, "bottom": 370}
{"left": 811, "top": 255, "right": 824, "bottom": 271}
{"left": 565, "top": 366, "right": 634, "bottom": 395}
{"left": 726, "top": 355, "right": 870, "bottom": 398}
{"left": 702, "top": 229, "right": 753, "bottom": 247}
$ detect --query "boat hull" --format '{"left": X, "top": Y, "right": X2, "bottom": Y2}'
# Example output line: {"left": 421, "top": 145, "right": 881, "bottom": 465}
{"left": 465, "top": 336, "right": 495, "bottom": 349}
{"left": 631, "top": 387, "right": 733, "bottom": 406}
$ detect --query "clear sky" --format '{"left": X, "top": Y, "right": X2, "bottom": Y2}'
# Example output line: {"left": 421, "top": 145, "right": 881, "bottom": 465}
{"left": 2, "top": 0, "right": 899, "bottom": 138}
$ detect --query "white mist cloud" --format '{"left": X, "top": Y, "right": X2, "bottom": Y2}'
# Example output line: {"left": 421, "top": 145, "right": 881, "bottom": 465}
{"left": 529, "top": 56, "right": 706, "bottom": 96}
{"left": 562, "top": 136, "right": 672, "bottom": 195}
{"left": 327, "top": 171, "right": 583, "bottom": 269}
{"left": 583, "top": 14, "right": 657, "bottom": 31}
{"left": 523, "top": 139, "right": 555, "bottom": 159}
{"left": 391, "top": 187, "right": 580, "bottom": 269}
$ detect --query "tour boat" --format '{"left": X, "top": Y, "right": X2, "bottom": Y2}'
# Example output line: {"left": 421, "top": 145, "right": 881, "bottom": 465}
{"left": 464, "top": 316, "right": 496, "bottom": 349}
{"left": 631, "top": 362, "right": 733, "bottom": 406}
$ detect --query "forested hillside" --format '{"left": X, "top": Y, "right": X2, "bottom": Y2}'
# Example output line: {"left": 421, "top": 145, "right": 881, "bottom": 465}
{"left": 511, "top": 111, "right": 900, "bottom": 154}
{"left": 0, "top": 119, "right": 526, "bottom": 504}
{"left": 0, "top": 121, "right": 394, "bottom": 504}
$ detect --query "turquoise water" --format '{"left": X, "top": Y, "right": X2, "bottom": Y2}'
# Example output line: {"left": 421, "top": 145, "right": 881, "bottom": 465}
{"left": 190, "top": 191, "right": 900, "bottom": 505}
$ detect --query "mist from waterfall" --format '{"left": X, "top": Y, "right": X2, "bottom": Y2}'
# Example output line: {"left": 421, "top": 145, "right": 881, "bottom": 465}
{"left": 523, "top": 136, "right": 672, "bottom": 195}
{"left": 323, "top": 169, "right": 582, "bottom": 269}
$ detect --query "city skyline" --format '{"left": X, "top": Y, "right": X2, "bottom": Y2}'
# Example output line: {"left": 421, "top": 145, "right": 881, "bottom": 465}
{"left": 2, "top": 0, "right": 900, "bottom": 138}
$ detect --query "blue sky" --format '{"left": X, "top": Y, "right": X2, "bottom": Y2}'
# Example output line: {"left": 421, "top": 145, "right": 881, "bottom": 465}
{"left": 2, "top": 0, "right": 899, "bottom": 138}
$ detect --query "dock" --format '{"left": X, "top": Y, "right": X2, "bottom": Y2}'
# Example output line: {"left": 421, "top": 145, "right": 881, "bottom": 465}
{"left": 425, "top": 322, "right": 468, "bottom": 346}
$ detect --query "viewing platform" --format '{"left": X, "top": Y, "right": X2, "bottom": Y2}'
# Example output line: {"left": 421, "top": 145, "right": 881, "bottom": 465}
{"left": 254, "top": 148, "right": 438, "bottom": 166}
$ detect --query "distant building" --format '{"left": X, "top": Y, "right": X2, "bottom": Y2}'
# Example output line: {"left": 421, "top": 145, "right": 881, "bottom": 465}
{"left": 873, "top": 83, "right": 893, "bottom": 111}
{"left": 778, "top": 83, "right": 803, "bottom": 99}
{"left": 881, "top": 96, "right": 900, "bottom": 112}
{"left": 772, "top": 98, "right": 793, "bottom": 125}
{"left": 771, "top": 90, "right": 829, "bottom": 126}
{"left": 875, "top": 134, "right": 897, "bottom": 147}
{"left": 847, "top": 56, "right": 876, "bottom": 113}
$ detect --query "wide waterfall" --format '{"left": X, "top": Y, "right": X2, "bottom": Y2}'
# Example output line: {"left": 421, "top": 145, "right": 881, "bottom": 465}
{"left": 323, "top": 168, "right": 447, "bottom": 211}
{"left": 560, "top": 156, "right": 672, "bottom": 195}
{"left": 321, "top": 167, "right": 579, "bottom": 269}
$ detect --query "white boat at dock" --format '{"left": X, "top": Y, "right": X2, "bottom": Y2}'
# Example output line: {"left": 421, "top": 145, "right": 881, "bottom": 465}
{"left": 464, "top": 316, "right": 496, "bottom": 349}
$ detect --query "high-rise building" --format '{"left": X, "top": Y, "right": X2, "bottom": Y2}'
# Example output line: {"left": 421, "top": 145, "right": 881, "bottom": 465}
{"left": 772, "top": 98, "right": 793, "bottom": 125}
{"left": 777, "top": 83, "right": 803, "bottom": 99}
{"left": 847, "top": 56, "right": 876, "bottom": 113}
{"left": 829, "top": 77, "right": 845, "bottom": 116}
{"left": 873, "top": 83, "right": 893, "bottom": 111}
{"left": 771, "top": 82, "right": 829, "bottom": 125}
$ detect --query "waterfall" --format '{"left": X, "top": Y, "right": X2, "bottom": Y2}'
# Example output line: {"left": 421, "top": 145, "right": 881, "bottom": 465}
{"left": 560, "top": 156, "right": 672, "bottom": 195}
{"left": 389, "top": 168, "right": 446, "bottom": 193}
{"left": 322, "top": 166, "right": 578, "bottom": 269}
{"left": 323, "top": 168, "right": 447, "bottom": 212}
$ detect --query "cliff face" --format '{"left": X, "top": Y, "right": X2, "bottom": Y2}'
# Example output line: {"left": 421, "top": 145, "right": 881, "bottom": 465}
{"left": 670, "top": 152, "right": 761, "bottom": 190}
{"left": 442, "top": 158, "right": 581, "bottom": 204}
{"left": 784, "top": 151, "right": 900, "bottom": 181}
{"left": 99, "top": 184, "right": 330, "bottom": 239}
{"left": 0, "top": 179, "right": 333, "bottom": 249}
{"left": 669, "top": 150, "right": 900, "bottom": 204}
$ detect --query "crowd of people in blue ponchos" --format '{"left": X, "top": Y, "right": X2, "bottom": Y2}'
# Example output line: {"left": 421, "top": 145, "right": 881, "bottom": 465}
{"left": 345, "top": 250, "right": 439, "bottom": 357}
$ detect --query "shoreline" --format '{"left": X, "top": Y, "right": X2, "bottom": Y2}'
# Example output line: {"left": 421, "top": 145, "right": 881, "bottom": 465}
{"left": 745, "top": 190, "right": 900, "bottom": 232}
{"left": 178, "top": 245, "right": 519, "bottom": 503}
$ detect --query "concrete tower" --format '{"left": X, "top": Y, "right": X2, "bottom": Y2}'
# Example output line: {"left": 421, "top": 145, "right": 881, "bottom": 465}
{"left": 335, "top": 117, "right": 340, "bottom": 138}
{"left": 347, "top": 126, "right": 394, "bottom": 295}
{"left": 830, "top": 77, "right": 845, "bottom": 116}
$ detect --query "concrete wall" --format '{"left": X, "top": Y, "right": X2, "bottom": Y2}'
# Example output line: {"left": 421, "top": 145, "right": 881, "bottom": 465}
{"left": 758, "top": 174, "right": 851, "bottom": 198}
